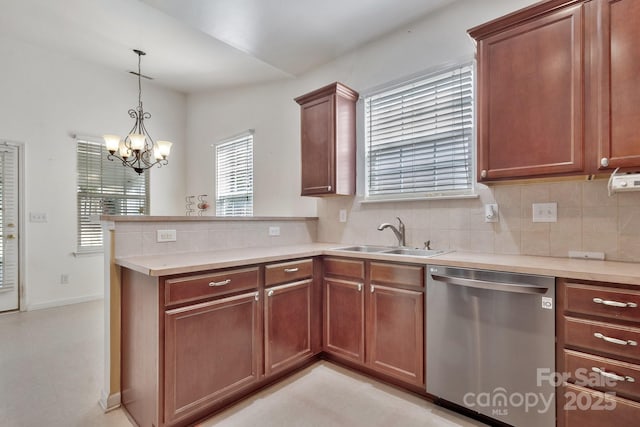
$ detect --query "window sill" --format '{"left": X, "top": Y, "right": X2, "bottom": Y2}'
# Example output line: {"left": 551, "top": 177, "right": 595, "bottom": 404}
{"left": 360, "top": 193, "right": 478, "bottom": 204}
{"left": 73, "top": 250, "right": 104, "bottom": 257}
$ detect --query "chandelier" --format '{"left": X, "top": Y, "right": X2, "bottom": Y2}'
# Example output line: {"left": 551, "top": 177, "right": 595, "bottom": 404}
{"left": 103, "top": 49, "right": 172, "bottom": 175}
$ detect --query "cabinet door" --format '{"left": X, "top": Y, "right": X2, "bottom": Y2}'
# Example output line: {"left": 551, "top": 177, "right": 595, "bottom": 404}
{"left": 164, "top": 292, "right": 260, "bottom": 424}
{"left": 300, "top": 94, "right": 335, "bottom": 195}
{"left": 324, "top": 278, "right": 365, "bottom": 364}
{"left": 264, "top": 279, "right": 313, "bottom": 376}
{"left": 367, "top": 284, "right": 424, "bottom": 386}
{"left": 591, "top": 0, "right": 640, "bottom": 170}
{"left": 477, "top": 4, "right": 584, "bottom": 181}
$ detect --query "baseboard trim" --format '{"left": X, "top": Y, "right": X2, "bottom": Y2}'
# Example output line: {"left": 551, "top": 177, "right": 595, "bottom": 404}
{"left": 26, "top": 294, "right": 103, "bottom": 311}
{"left": 99, "top": 390, "right": 121, "bottom": 412}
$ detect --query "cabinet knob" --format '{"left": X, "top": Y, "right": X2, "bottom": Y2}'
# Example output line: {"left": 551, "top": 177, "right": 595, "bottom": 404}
{"left": 600, "top": 157, "right": 609, "bottom": 168}
{"left": 370, "top": 285, "right": 375, "bottom": 293}
{"left": 480, "top": 169, "right": 487, "bottom": 179}
{"left": 267, "top": 290, "right": 274, "bottom": 297}
{"left": 357, "top": 283, "right": 362, "bottom": 292}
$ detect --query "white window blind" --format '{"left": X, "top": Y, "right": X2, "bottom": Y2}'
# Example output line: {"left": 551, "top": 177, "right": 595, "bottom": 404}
{"left": 365, "top": 64, "right": 474, "bottom": 199}
{"left": 77, "top": 137, "right": 149, "bottom": 252}
{"left": 215, "top": 132, "right": 253, "bottom": 216}
{"left": 0, "top": 145, "right": 18, "bottom": 294}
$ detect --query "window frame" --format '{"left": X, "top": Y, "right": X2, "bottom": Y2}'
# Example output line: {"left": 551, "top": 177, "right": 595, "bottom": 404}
{"left": 213, "top": 130, "right": 254, "bottom": 217}
{"left": 361, "top": 61, "right": 477, "bottom": 202}
{"left": 76, "top": 136, "right": 149, "bottom": 253}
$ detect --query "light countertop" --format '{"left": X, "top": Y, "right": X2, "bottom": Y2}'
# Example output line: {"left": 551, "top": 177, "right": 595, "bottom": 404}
{"left": 114, "top": 243, "right": 640, "bottom": 284}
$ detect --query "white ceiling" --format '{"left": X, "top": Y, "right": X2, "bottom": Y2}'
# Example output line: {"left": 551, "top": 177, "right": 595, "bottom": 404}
{"left": 0, "top": 0, "right": 454, "bottom": 93}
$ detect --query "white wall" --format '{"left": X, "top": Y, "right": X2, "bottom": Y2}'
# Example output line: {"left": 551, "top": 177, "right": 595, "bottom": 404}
{"left": 185, "top": 0, "right": 538, "bottom": 216}
{"left": 0, "top": 36, "right": 187, "bottom": 310}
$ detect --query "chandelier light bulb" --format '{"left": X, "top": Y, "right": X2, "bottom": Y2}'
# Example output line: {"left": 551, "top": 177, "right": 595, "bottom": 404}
{"left": 156, "top": 140, "right": 173, "bottom": 158}
{"left": 153, "top": 144, "right": 163, "bottom": 161}
{"left": 119, "top": 142, "right": 132, "bottom": 159}
{"left": 129, "top": 133, "right": 146, "bottom": 151}
{"left": 104, "top": 134, "right": 121, "bottom": 153}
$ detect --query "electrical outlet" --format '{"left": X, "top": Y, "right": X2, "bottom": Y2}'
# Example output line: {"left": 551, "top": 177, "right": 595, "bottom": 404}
{"left": 60, "top": 274, "right": 69, "bottom": 285}
{"left": 484, "top": 204, "right": 499, "bottom": 223}
{"left": 157, "top": 229, "right": 177, "bottom": 242}
{"left": 532, "top": 202, "right": 557, "bottom": 223}
{"left": 339, "top": 209, "right": 347, "bottom": 223}
{"left": 268, "top": 226, "right": 280, "bottom": 236}
{"left": 30, "top": 212, "right": 48, "bottom": 223}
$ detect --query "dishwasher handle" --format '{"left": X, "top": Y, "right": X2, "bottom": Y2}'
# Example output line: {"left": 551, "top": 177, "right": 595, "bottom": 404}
{"left": 430, "top": 274, "right": 549, "bottom": 295}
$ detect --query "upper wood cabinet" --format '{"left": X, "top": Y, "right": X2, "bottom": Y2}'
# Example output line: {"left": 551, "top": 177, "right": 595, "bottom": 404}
{"left": 470, "top": 1, "right": 586, "bottom": 181}
{"left": 470, "top": 0, "right": 640, "bottom": 182}
{"left": 590, "top": 0, "right": 640, "bottom": 171}
{"left": 295, "top": 82, "right": 358, "bottom": 196}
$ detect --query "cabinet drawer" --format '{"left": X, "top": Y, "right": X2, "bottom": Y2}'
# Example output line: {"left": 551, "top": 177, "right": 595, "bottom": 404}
{"left": 323, "top": 257, "right": 364, "bottom": 280}
{"left": 561, "top": 383, "right": 640, "bottom": 426}
{"left": 564, "top": 282, "right": 640, "bottom": 322}
{"left": 164, "top": 267, "right": 259, "bottom": 306}
{"left": 370, "top": 262, "right": 424, "bottom": 288}
{"left": 564, "top": 349, "right": 640, "bottom": 402}
{"left": 265, "top": 259, "right": 313, "bottom": 286}
{"left": 564, "top": 316, "right": 640, "bottom": 362}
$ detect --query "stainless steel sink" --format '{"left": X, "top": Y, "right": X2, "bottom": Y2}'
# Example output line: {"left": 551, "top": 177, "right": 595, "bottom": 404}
{"left": 333, "top": 245, "right": 392, "bottom": 253}
{"left": 382, "top": 248, "right": 445, "bottom": 257}
{"left": 333, "top": 245, "right": 447, "bottom": 257}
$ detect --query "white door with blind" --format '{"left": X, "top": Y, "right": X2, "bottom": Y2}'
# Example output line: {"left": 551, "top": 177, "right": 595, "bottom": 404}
{"left": 0, "top": 143, "right": 19, "bottom": 312}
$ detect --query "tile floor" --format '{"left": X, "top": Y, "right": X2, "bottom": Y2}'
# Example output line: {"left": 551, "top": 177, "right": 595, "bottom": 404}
{"left": 0, "top": 301, "right": 485, "bottom": 427}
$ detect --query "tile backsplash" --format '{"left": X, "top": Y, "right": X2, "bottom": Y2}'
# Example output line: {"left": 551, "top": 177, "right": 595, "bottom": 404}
{"left": 112, "top": 219, "right": 318, "bottom": 258}
{"left": 317, "top": 179, "right": 640, "bottom": 262}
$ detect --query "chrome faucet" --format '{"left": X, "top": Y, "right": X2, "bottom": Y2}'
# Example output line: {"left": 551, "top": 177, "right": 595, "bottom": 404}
{"left": 377, "top": 217, "right": 406, "bottom": 247}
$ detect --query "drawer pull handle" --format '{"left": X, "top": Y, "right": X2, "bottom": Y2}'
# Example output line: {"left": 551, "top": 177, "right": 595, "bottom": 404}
{"left": 593, "top": 298, "right": 637, "bottom": 308}
{"left": 593, "top": 332, "right": 637, "bottom": 347}
{"left": 284, "top": 268, "right": 299, "bottom": 273}
{"left": 591, "top": 367, "right": 635, "bottom": 383}
{"left": 209, "top": 279, "right": 231, "bottom": 287}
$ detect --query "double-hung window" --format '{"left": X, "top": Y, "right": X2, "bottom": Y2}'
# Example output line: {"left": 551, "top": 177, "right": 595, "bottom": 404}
{"left": 364, "top": 63, "right": 474, "bottom": 200}
{"left": 76, "top": 136, "right": 149, "bottom": 252}
{"left": 215, "top": 131, "right": 253, "bottom": 216}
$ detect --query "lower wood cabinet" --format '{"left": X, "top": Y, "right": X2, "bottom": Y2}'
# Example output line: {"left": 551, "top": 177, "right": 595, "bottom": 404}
{"left": 264, "top": 279, "right": 314, "bottom": 376}
{"left": 323, "top": 257, "right": 425, "bottom": 387}
{"left": 121, "top": 259, "right": 318, "bottom": 427}
{"left": 557, "top": 278, "right": 640, "bottom": 426}
{"left": 324, "top": 278, "right": 365, "bottom": 363}
{"left": 367, "top": 284, "right": 424, "bottom": 385}
{"left": 164, "top": 292, "right": 260, "bottom": 424}
{"left": 560, "top": 383, "right": 640, "bottom": 427}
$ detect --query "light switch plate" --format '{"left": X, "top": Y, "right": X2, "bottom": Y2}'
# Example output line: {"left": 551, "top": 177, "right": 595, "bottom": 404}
{"left": 157, "top": 229, "right": 177, "bottom": 242}
{"left": 30, "top": 212, "right": 48, "bottom": 223}
{"left": 339, "top": 209, "right": 347, "bottom": 223}
{"left": 269, "top": 226, "right": 280, "bottom": 236}
{"left": 532, "top": 202, "right": 557, "bottom": 222}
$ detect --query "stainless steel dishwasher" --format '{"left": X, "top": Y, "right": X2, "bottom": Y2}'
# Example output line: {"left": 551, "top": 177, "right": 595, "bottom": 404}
{"left": 426, "top": 265, "right": 555, "bottom": 427}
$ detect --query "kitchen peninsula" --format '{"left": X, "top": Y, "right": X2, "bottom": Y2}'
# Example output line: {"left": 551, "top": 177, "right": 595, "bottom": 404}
{"left": 103, "top": 216, "right": 640, "bottom": 427}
